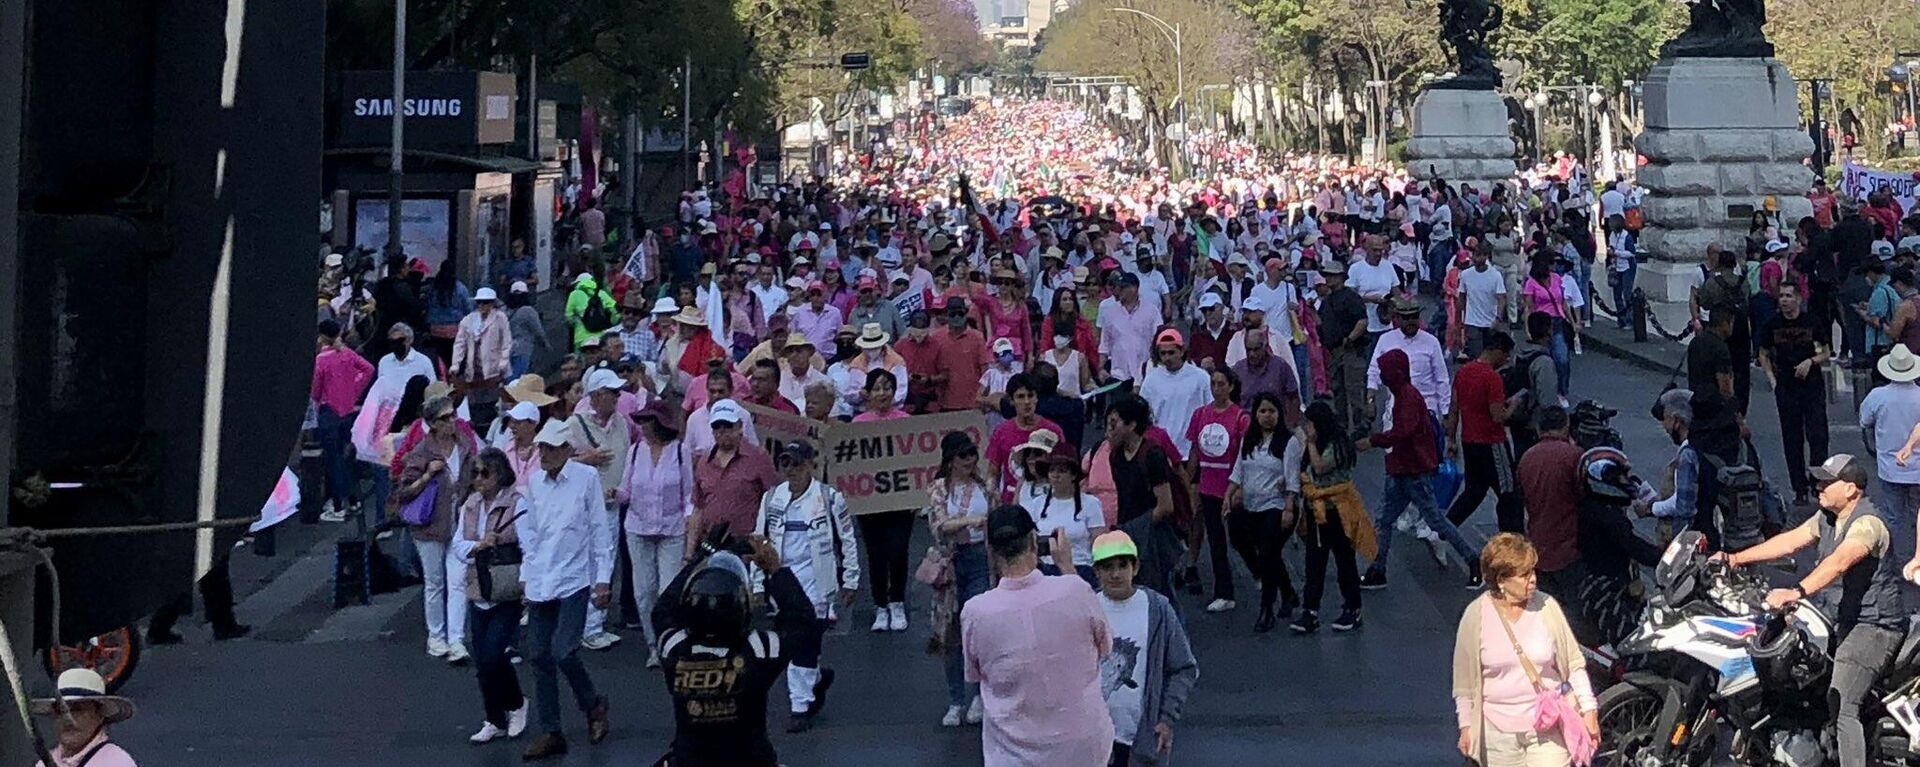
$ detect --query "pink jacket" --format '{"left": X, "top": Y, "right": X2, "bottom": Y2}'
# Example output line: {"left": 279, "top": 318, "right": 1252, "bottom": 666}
{"left": 452, "top": 309, "right": 513, "bottom": 382}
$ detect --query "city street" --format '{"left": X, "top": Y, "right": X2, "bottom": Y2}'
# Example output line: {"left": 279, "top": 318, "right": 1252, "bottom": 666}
{"left": 108, "top": 344, "right": 1864, "bottom": 766}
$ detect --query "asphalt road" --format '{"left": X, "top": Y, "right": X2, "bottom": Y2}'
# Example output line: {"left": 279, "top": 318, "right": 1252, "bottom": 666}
{"left": 104, "top": 344, "right": 1865, "bottom": 767}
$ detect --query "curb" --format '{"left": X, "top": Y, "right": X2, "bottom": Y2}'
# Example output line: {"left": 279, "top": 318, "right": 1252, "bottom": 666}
{"left": 1579, "top": 330, "right": 1686, "bottom": 377}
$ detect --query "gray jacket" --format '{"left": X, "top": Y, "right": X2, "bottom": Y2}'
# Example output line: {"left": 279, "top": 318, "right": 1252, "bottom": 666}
{"left": 1123, "top": 587, "right": 1200, "bottom": 766}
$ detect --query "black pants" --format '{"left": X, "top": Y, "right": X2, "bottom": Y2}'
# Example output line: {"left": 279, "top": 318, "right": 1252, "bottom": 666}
{"left": 1228, "top": 508, "right": 1296, "bottom": 610}
{"left": 149, "top": 554, "right": 239, "bottom": 636}
{"left": 1302, "top": 506, "right": 1361, "bottom": 613}
{"left": 858, "top": 510, "right": 915, "bottom": 606}
{"left": 1776, "top": 377, "right": 1831, "bottom": 497}
{"left": 1199, "top": 495, "right": 1235, "bottom": 601}
{"left": 1110, "top": 742, "right": 1132, "bottom": 766}
{"left": 1730, "top": 315, "right": 1753, "bottom": 415}
{"left": 1445, "top": 442, "right": 1525, "bottom": 534}
{"left": 471, "top": 601, "right": 526, "bottom": 728}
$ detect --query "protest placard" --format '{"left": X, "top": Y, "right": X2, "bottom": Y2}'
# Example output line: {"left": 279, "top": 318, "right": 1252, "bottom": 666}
{"left": 1841, "top": 159, "right": 1918, "bottom": 216}
{"left": 824, "top": 411, "right": 987, "bottom": 515}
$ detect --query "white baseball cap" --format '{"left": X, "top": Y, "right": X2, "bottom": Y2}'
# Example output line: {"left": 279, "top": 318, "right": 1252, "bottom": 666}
{"left": 510, "top": 280, "right": 530, "bottom": 294}
{"left": 586, "top": 368, "right": 624, "bottom": 393}
{"left": 651, "top": 297, "right": 680, "bottom": 315}
{"left": 708, "top": 398, "right": 745, "bottom": 426}
{"left": 1199, "top": 292, "right": 1223, "bottom": 310}
{"left": 1242, "top": 296, "right": 1269, "bottom": 313}
{"left": 533, "top": 420, "right": 573, "bottom": 447}
{"left": 506, "top": 401, "right": 542, "bottom": 422}
{"left": 991, "top": 337, "right": 1015, "bottom": 354}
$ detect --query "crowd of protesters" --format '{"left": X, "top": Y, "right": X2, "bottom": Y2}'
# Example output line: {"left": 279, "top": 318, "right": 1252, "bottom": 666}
{"left": 292, "top": 94, "right": 1920, "bottom": 767}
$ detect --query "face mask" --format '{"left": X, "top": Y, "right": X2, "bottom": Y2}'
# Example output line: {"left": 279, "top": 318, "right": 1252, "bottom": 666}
{"left": 1053, "top": 335, "right": 1071, "bottom": 350}
{"left": 865, "top": 348, "right": 885, "bottom": 363}
{"left": 907, "top": 326, "right": 928, "bottom": 341}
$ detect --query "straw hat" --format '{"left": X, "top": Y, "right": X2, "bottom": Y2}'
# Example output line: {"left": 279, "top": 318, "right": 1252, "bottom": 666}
{"left": 855, "top": 322, "right": 892, "bottom": 350}
{"left": 504, "top": 374, "right": 558, "bottom": 407}
{"left": 1880, "top": 344, "right": 1920, "bottom": 383}
{"left": 31, "top": 669, "right": 135, "bottom": 724}
{"left": 673, "top": 306, "right": 708, "bottom": 326}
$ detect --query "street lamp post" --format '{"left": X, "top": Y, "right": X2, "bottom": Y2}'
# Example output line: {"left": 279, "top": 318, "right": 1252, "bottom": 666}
{"left": 1107, "top": 7, "right": 1183, "bottom": 173}
{"left": 387, "top": 0, "right": 406, "bottom": 260}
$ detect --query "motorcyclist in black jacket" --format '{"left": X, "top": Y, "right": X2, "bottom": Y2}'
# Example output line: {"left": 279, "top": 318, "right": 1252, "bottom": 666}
{"left": 650, "top": 527, "right": 822, "bottom": 767}
{"left": 1571, "top": 446, "right": 1665, "bottom": 646}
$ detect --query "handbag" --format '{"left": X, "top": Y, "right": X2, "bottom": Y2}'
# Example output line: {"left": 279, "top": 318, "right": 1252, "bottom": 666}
{"left": 1492, "top": 600, "right": 1598, "bottom": 766}
{"left": 473, "top": 510, "right": 529, "bottom": 603}
{"left": 399, "top": 478, "right": 439, "bottom": 526}
{"left": 914, "top": 545, "right": 953, "bottom": 588}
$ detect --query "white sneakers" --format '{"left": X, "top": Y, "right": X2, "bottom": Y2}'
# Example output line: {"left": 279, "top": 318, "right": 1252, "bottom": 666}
{"left": 508, "top": 699, "right": 528, "bottom": 737}
{"left": 580, "top": 631, "right": 621, "bottom": 651}
{"left": 445, "top": 644, "right": 471, "bottom": 665}
{"left": 965, "top": 695, "right": 983, "bottom": 725}
{"left": 426, "top": 638, "right": 450, "bottom": 658}
{"left": 1205, "top": 599, "right": 1236, "bottom": 613}
{"left": 318, "top": 500, "right": 347, "bottom": 523}
{"left": 942, "top": 696, "right": 984, "bottom": 727}
{"left": 872, "top": 604, "right": 910, "bottom": 632}
{"left": 469, "top": 722, "right": 507, "bottom": 744}
{"left": 941, "top": 706, "right": 964, "bottom": 727}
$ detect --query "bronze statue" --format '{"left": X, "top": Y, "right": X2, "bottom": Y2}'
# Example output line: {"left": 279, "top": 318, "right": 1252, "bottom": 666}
{"left": 1431, "top": 0, "right": 1504, "bottom": 90}
{"left": 1661, "top": 0, "right": 1771, "bottom": 58}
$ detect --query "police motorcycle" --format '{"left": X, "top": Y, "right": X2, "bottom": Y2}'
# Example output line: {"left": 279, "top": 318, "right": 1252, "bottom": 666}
{"left": 1595, "top": 531, "right": 1920, "bottom": 766}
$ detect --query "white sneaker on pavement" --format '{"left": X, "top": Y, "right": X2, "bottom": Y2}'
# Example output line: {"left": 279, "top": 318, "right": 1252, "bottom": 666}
{"left": 580, "top": 631, "right": 621, "bottom": 651}
{"left": 469, "top": 722, "right": 507, "bottom": 744}
{"left": 871, "top": 609, "right": 892, "bottom": 633}
{"left": 318, "top": 506, "right": 347, "bottom": 523}
{"left": 889, "top": 603, "right": 908, "bottom": 632}
{"left": 445, "top": 645, "right": 471, "bottom": 665}
{"left": 508, "top": 700, "right": 529, "bottom": 738}
{"left": 941, "top": 706, "right": 964, "bottom": 727}
{"left": 965, "top": 695, "right": 983, "bottom": 725}
{"left": 1205, "top": 598, "right": 1236, "bottom": 613}
{"left": 1425, "top": 537, "right": 1450, "bottom": 568}
{"left": 427, "top": 638, "right": 450, "bottom": 658}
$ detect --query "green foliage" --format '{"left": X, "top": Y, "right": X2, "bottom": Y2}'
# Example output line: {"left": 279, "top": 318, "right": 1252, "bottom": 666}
{"left": 1493, "top": 0, "right": 1678, "bottom": 90}
{"left": 1768, "top": 0, "right": 1920, "bottom": 160}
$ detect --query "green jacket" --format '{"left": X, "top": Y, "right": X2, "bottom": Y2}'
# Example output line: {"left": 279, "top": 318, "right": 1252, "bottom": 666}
{"left": 563, "top": 275, "right": 616, "bottom": 350}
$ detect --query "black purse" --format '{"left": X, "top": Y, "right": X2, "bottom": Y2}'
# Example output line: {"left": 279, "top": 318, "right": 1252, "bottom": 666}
{"left": 473, "top": 510, "right": 528, "bottom": 603}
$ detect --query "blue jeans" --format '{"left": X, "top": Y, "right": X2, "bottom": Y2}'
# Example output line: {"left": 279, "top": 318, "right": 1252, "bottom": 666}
{"left": 1550, "top": 319, "right": 1572, "bottom": 397}
{"left": 470, "top": 602, "right": 526, "bottom": 728}
{"left": 1426, "top": 239, "right": 1456, "bottom": 291}
{"left": 1291, "top": 343, "right": 1312, "bottom": 398}
{"left": 315, "top": 406, "right": 354, "bottom": 510}
{"left": 944, "top": 543, "right": 990, "bottom": 706}
{"left": 525, "top": 588, "right": 599, "bottom": 734}
{"left": 358, "top": 462, "right": 391, "bottom": 530}
{"left": 1610, "top": 264, "right": 1637, "bottom": 328}
{"left": 1367, "top": 473, "right": 1477, "bottom": 577}
{"left": 1572, "top": 260, "right": 1594, "bottom": 323}
{"left": 510, "top": 351, "right": 531, "bottom": 380}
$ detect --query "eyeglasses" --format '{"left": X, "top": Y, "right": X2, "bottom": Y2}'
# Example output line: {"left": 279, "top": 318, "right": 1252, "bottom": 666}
{"left": 432, "top": 413, "right": 455, "bottom": 423}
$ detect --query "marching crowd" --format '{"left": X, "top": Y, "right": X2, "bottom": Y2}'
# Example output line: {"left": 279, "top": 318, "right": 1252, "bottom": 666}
{"left": 276, "top": 94, "right": 1920, "bottom": 767}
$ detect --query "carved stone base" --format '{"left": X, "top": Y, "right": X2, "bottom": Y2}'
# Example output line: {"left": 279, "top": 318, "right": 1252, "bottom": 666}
{"left": 1404, "top": 88, "right": 1519, "bottom": 200}
{"left": 1634, "top": 57, "right": 1813, "bottom": 263}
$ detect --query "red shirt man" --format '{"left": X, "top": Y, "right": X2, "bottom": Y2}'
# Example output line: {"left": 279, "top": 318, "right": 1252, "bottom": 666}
{"left": 1517, "top": 413, "right": 1585, "bottom": 573}
{"left": 1451, "top": 357, "right": 1508, "bottom": 446}
{"left": 932, "top": 299, "right": 992, "bottom": 412}
{"left": 894, "top": 315, "right": 943, "bottom": 413}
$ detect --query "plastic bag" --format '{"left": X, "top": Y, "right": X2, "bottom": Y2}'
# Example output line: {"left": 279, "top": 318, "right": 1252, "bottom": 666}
{"left": 1431, "top": 459, "right": 1463, "bottom": 509}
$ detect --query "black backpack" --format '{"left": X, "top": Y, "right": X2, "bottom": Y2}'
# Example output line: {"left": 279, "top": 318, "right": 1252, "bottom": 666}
{"left": 579, "top": 288, "right": 615, "bottom": 333}
{"left": 1701, "top": 442, "right": 1766, "bottom": 551}
{"left": 1501, "top": 350, "right": 1546, "bottom": 427}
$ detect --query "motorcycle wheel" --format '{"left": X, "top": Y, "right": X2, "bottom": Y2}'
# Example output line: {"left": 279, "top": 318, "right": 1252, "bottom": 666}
{"left": 43, "top": 626, "right": 142, "bottom": 693}
{"left": 1596, "top": 672, "right": 1711, "bottom": 767}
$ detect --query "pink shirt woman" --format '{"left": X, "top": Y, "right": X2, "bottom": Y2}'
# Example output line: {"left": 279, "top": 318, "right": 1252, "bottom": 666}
{"left": 1521, "top": 272, "right": 1569, "bottom": 320}
{"left": 615, "top": 438, "right": 694, "bottom": 538}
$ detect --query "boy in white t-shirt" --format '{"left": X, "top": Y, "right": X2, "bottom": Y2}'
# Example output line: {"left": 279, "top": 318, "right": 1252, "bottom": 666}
{"left": 1092, "top": 532, "right": 1199, "bottom": 767}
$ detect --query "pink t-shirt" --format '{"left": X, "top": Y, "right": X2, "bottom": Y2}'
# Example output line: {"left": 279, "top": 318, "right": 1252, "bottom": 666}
{"left": 1521, "top": 274, "right": 1567, "bottom": 319}
{"left": 1455, "top": 598, "right": 1597, "bottom": 734}
{"left": 984, "top": 297, "right": 1031, "bottom": 360}
{"left": 962, "top": 569, "right": 1115, "bottom": 767}
{"left": 1185, "top": 402, "right": 1248, "bottom": 498}
{"left": 986, "top": 417, "right": 1064, "bottom": 504}
{"left": 851, "top": 409, "right": 909, "bottom": 422}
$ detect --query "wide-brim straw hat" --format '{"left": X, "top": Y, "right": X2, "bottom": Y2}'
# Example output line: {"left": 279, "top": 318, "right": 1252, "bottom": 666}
{"left": 31, "top": 669, "right": 135, "bottom": 724}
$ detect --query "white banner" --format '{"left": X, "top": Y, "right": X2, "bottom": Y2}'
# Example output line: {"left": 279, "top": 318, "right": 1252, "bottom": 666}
{"left": 1840, "top": 160, "right": 1918, "bottom": 216}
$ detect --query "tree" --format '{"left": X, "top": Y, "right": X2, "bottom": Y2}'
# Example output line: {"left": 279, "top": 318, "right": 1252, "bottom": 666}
{"left": 914, "top": 0, "right": 995, "bottom": 75}
{"left": 1767, "top": 0, "right": 1920, "bottom": 160}
{"left": 1494, "top": 0, "right": 1677, "bottom": 92}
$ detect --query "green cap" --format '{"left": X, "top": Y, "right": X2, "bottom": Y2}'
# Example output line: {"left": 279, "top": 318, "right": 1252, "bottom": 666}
{"left": 1090, "top": 531, "right": 1138, "bottom": 563}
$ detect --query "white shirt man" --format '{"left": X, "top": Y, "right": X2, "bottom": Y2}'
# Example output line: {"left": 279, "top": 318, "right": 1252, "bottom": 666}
{"left": 1458, "top": 258, "right": 1508, "bottom": 331}
{"left": 750, "top": 275, "right": 789, "bottom": 324}
{"left": 517, "top": 422, "right": 615, "bottom": 604}
{"left": 1139, "top": 331, "right": 1214, "bottom": 461}
{"left": 1367, "top": 313, "right": 1453, "bottom": 415}
{"left": 1346, "top": 255, "right": 1400, "bottom": 334}
{"left": 1599, "top": 183, "right": 1628, "bottom": 221}
{"left": 376, "top": 324, "right": 439, "bottom": 387}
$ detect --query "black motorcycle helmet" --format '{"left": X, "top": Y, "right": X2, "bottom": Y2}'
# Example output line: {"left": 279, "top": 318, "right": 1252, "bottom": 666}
{"left": 680, "top": 551, "right": 753, "bottom": 644}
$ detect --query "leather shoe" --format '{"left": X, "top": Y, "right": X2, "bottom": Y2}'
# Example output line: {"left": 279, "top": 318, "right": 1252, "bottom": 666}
{"left": 521, "top": 733, "right": 567, "bottom": 761}
{"left": 1252, "top": 607, "right": 1277, "bottom": 634}
{"left": 147, "top": 629, "right": 183, "bottom": 646}
{"left": 212, "top": 624, "right": 251, "bottom": 641}
{"left": 586, "top": 696, "right": 610, "bottom": 744}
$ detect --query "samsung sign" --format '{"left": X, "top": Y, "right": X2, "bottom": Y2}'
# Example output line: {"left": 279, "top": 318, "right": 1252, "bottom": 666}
{"left": 352, "top": 98, "right": 465, "bottom": 117}
{"left": 338, "top": 70, "right": 517, "bottom": 148}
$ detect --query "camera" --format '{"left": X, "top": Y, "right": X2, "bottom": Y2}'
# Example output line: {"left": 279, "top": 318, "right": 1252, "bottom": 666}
{"left": 695, "top": 522, "right": 757, "bottom": 560}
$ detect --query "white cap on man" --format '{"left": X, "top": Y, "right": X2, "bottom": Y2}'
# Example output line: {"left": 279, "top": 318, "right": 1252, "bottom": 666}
{"left": 474, "top": 287, "right": 499, "bottom": 303}
{"left": 585, "top": 368, "right": 624, "bottom": 393}
{"left": 709, "top": 398, "right": 745, "bottom": 427}
{"left": 534, "top": 420, "right": 572, "bottom": 447}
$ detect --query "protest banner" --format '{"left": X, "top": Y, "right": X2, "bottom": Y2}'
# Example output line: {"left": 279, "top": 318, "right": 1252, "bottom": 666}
{"left": 740, "top": 402, "right": 828, "bottom": 477}
{"left": 824, "top": 411, "right": 987, "bottom": 515}
{"left": 1841, "top": 159, "right": 1918, "bottom": 216}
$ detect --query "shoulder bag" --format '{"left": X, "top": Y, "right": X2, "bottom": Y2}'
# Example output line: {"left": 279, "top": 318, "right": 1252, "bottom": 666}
{"left": 1492, "top": 601, "right": 1598, "bottom": 766}
{"left": 473, "top": 509, "right": 530, "bottom": 603}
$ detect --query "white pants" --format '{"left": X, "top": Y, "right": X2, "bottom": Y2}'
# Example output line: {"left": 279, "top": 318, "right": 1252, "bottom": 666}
{"left": 414, "top": 540, "right": 468, "bottom": 646}
{"left": 1482, "top": 725, "right": 1572, "bottom": 767}
{"left": 786, "top": 599, "right": 831, "bottom": 714}
{"left": 623, "top": 534, "right": 686, "bottom": 653}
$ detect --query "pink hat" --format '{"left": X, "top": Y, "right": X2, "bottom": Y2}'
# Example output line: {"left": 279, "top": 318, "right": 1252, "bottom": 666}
{"left": 807, "top": 280, "right": 827, "bottom": 293}
{"left": 857, "top": 276, "right": 878, "bottom": 290}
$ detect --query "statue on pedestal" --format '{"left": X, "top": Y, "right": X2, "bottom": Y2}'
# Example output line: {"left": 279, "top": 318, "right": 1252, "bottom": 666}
{"left": 1661, "top": 0, "right": 1772, "bottom": 58}
{"left": 1430, "top": 0, "right": 1504, "bottom": 90}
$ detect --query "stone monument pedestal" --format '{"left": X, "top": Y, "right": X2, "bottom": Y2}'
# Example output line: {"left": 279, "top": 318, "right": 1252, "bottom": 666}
{"left": 1635, "top": 57, "right": 1813, "bottom": 267}
{"left": 1404, "top": 88, "right": 1518, "bottom": 198}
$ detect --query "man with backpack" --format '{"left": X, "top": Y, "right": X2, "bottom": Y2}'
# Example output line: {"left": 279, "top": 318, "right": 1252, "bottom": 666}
{"left": 1693, "top": 249, "right": 1753, "bottom": 414}
{"left": 566, "top": 272, "right": 619, "bottom": 351}
{"left": 1445, "top": 332, "right": 1526, "bottom": 534}
{"left": 1105, "top": 395, "right": 1190, "bottom": 609}
{"left": 1505, "top": 312, "right": 1560, "bottom": 458}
